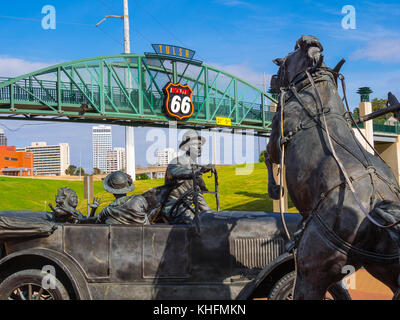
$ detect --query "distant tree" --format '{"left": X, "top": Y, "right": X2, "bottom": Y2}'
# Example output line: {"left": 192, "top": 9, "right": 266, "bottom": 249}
{"left": 371, "top": 98, "right": 389, "bottom": 120}
{"left": 65, "top": 165, "right": 77, "bottom": 175}
{"left": 352, "top": 107, "right": 360, "bottom": 119}
{"left": 259, "top": 150, "right": 266, "bottom": 163}
{"left": 136, "top": 173, "right": 150, "bottom": 180}
{"left": 93, "top": 168, "right": 102, "bottom": 175}
{"left": 75, "top": 167, "right": 85, "bottom": 176}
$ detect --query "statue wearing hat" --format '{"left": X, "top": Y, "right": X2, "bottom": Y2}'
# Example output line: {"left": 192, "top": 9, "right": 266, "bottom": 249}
{"left": 74, "top": 171, "right": 149, "bottom": 225}
{"left": 161, "top": 130, "right": 214, "bottom": 224}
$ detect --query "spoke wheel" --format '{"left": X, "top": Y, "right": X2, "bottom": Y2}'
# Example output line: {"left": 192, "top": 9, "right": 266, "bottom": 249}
{"left": 0, "top": 269, "right": 70, "bottom": 300}
{"left": 268, "top": 271, "right": 351, "bottom": 300}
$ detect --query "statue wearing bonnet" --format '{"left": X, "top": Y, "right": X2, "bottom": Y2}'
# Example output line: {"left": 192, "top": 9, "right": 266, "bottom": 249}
{"left": 48, "top": 187, "right": 101, "bottom": 223}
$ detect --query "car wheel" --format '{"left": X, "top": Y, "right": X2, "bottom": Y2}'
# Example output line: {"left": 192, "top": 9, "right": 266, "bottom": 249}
{"left": 268, "top": 271, "right": 351, "bottom": 300}
{"left": 0, "top": 269, "right": 70, "bottom": 300}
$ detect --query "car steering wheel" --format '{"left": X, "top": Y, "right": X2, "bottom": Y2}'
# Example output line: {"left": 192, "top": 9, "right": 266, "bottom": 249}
{"left": 168, "top": 188, "right": 197, "bottom": 220}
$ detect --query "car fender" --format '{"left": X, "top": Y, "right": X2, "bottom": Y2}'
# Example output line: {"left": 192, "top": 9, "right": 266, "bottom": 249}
{"left": 236, "top": 252, "right": 294, "bottom": 300}
{"left": 0, "top": 248, "right": 91, "bottom": 300}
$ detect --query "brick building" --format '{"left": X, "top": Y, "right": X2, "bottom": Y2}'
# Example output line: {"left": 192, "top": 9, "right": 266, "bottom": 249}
{"left": 0, "top": 146, "right": 34, "bottom": 176}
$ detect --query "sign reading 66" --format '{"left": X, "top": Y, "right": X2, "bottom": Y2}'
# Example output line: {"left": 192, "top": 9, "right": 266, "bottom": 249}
{"left": 163, "top": 82, "right": 194, "bottom": 120}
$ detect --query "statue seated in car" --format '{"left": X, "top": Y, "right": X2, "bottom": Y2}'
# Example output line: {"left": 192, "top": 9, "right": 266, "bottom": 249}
{"left": 48, "top": 187, "right": 100, "bottom": 223}
{"left": 73, "top": 171, "right": 148, "bottom": 225}
{"left": 73, "top": 171, "right": 174, "bottom": 225}
{"left": 161, "top": 130, "right": 214, "bottom": 224}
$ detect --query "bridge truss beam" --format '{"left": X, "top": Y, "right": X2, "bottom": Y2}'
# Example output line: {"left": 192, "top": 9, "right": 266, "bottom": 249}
{"left": 0, "top": 54, "right": 277, "bottom": 135}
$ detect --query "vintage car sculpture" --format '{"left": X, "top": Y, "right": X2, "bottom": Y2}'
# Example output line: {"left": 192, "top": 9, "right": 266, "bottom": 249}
{"left": 0, "top": 168, "right": 349, "bottom": 300}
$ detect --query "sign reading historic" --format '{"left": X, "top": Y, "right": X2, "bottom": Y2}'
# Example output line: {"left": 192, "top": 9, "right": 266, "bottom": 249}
{"left": 163, "top": 82, "right": 194, "bottom": 120}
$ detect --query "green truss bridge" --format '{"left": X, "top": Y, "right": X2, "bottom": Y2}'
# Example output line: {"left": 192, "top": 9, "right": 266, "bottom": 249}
{"left": 0, "top": 54, "right": 277, "bottom": 136}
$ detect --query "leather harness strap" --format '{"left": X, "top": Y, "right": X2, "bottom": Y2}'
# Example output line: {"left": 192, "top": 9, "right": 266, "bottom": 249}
{"left": 312, "top": 210, "right": 400, "bottom": 263}
{"left": 284, "top": 83, "right": 372, "bottom": 168}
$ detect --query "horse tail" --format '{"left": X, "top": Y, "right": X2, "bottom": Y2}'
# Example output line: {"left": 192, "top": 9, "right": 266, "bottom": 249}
{"left": 370, "top": 200, "right": 400, "bottom": 243}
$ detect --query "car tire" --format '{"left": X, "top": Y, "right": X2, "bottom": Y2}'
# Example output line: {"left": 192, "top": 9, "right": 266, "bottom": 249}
{"left": 0, "top": 269, "right": 70, "bottom": 300}
{"left": 268, "top": 271, "right": 351, "bottom": 300}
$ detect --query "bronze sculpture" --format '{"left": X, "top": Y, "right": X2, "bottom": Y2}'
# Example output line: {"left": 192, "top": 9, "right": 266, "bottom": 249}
{"left": 162, "top": 130, "right": 214, "bottom": 224}
{"left": 0, "top": 135, "right": 350, "bottom": 299}
{"left": 266, "top": 34, "right": 400, "bottom": 299}
{"left": 52, "top": 131, "right": 216, "bottom": 226}
{"left": 48, "top": 187, "right": 100, "bottom": 223}
{"left": 72, "top": 171, "right": 150, "bottom": 225}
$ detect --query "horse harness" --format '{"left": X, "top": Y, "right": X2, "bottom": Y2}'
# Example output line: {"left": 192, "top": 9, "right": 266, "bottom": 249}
{"left": 278, "top": 67, "right": 400, "bottom": 262}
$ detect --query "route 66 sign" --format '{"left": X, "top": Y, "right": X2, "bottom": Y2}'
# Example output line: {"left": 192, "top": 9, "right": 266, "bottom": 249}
{"left": 163, "top": 82, "right": 194, "bottom": 120}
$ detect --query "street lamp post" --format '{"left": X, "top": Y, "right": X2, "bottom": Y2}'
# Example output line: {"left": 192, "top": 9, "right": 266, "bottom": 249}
{"left": 96, "top": 0, "right": 136, "bottom": 180}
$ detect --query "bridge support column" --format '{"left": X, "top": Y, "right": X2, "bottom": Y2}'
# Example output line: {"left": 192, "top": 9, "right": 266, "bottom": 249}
{"left": 359, "top": 101, "right": 374, "bottom": 154}
{"left": 125, "top": 126, "right": 136, "bottom": 181}
{"left": 375, "top": 137, "right": 400, "bottom": 184}
{"left": 272, "top": 163, "right": 288, "bottom": 213}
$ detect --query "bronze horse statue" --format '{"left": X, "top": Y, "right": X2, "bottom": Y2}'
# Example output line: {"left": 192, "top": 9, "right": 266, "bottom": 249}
{"left": 266, "top": 35, "right": 400, "bottom": 299}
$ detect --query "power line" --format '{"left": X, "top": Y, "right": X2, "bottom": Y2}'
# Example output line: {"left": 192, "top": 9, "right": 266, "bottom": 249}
{"left": 95, "top": 0, "right": 116, "bottom": 12}
{"left": 0, "top": 122, "right": 60, "bottom": 132}
{"left": 97, "top": 26, "right": 125, "bottom": 46}
{"left": 0, "top": 13, "right": 126, "bottom": 49}
{"left": 0, "top": 15, "right": 95, "bottom": 27}
{"left": 131, "top": 0, "right": 186, "bottom": 47}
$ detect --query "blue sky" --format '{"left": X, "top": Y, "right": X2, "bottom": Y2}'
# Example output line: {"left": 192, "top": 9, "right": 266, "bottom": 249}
{"left": 1, "top": 0, "right": 400, "bottom": 171}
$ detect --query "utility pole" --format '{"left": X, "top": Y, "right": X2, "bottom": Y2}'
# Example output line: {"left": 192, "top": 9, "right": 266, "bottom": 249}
{"left": 79, "top": 148, "right": 82, "bottom": 179}
{"left": 263, "top": 72, "right": 267, "bottom": 105}
{"left": 213, "top": 130, "right": 217, "bottom": 165}
{"left": 96, "top": 0, "right": 136, "bottom": 180}
{"left": 123, "top": 0, "right": 136, "bottom": 180}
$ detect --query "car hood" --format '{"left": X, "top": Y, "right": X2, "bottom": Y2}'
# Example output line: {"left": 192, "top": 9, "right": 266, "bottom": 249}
{"left": 197, "top": 210, "right": 302, "bottom": 239}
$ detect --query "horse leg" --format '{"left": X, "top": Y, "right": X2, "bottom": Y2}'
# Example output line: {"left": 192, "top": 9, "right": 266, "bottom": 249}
{"left": 293, "top": 221, "right": 353, "bottom": 300}
{"left": 293, "top": 268, "right": 327, "bottom": 300}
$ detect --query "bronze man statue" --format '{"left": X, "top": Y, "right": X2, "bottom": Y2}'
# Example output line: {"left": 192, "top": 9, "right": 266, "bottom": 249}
{"left": 162, "top": 130, "right": 214, "bottom": 224}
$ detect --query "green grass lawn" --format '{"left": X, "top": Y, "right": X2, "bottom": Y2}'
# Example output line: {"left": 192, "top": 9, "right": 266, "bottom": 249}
{"left": 0, "top": 163, "right": 298, "bottom": 214}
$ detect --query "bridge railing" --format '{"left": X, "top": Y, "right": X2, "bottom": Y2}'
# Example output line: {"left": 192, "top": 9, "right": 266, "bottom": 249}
{"left": 372, "top": 118, "right": 400, "bottom": 134}
{"left": 353, "top": 118, "right": 400, "bottom": 135}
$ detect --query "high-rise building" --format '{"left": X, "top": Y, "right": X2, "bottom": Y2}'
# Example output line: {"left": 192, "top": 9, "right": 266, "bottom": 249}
{"left": 92, "top": 125, "right": 112, "bottom": 173}
{"left": 18, "top": 142, "right": 70, "bottom": 176}
{"left": 0, "top": 129, "right": 7, "bottom": 146}
{"left": 156, "top": 148, "right": 178, "bottom": 167}
{"left": 154, "top": 148, "right": 178, "bottom": 179}
{"left": 106, "top": 147, "right": 126, "bottom": 173}
{"left": 0, "top": 146, "right": 33, "bottom": 176}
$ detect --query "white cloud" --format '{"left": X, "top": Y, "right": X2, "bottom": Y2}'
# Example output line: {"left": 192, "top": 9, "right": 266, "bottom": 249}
{"left": 352, "top": 39, "right": 400, "bottom": 63}
{"left": 215, "top": 0, "right": 255, "bottom": 9}
{"left": 336, "top": 68, "right": 400, "bottom": 111}
{"left": 0, "top": 56, "right": 51, "bottom": 78}
{"left": 209, "top": 61, "right": 271, "bottom": 88}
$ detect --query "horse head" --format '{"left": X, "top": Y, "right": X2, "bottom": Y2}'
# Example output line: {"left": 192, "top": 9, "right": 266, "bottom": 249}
{"left": 265, "top": 35, "right": 325, "bottom": 200}
{"left": 271, "top": 35, "right": 325, "bottom": 91}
